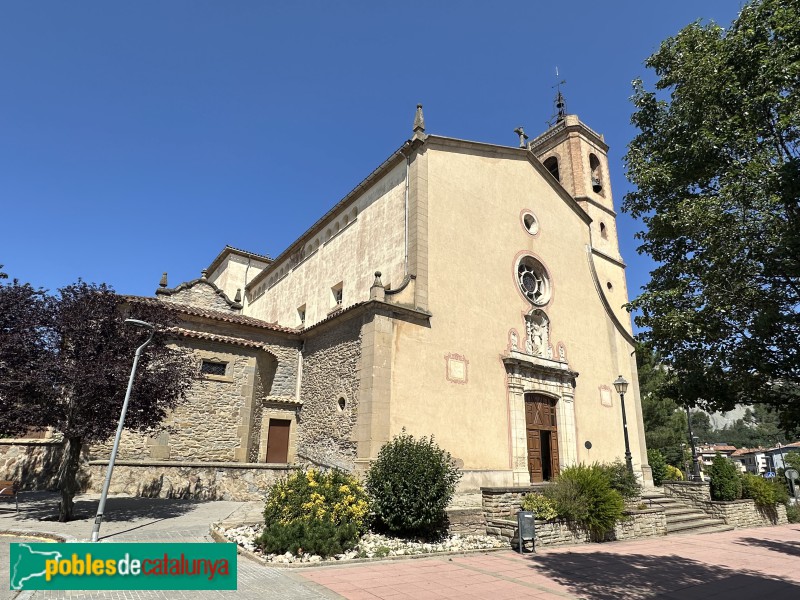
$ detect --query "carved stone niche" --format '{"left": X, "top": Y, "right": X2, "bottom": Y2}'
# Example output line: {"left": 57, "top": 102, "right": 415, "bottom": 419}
{"left": 525, "top": 309, "right": 552, "bottom": 359}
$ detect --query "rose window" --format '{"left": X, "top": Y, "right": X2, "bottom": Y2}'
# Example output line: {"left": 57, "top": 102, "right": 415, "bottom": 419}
{"left": 517, "top": 256, "right": 551, "bottom": 305}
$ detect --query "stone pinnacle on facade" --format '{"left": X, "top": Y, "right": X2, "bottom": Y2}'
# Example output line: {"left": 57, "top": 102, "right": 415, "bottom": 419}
{"left": 413, "top": 104, "right": 425, "bottom": 134}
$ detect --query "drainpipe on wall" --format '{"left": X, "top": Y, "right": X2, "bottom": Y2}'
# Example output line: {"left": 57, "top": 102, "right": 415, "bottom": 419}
{"left": 404, "top": 150, "right": 410, "bottom": 276}
{"left": 242, "top": 258, "right": 252, "bottom": 309}
{"left": 295, "top": 341, "right": 304, "bottom": 404}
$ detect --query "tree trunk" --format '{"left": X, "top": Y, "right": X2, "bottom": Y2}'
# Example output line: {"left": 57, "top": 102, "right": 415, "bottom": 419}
{"left": 57, "top": 436, "right": 83, "bottom": 522}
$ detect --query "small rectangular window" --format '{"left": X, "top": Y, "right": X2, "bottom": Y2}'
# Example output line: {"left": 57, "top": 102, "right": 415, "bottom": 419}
{"left": 200, "top": 360, "right": 227, "bottom": 377}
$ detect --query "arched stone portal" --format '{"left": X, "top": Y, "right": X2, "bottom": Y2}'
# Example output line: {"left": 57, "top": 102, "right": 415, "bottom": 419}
{"left": 504, "top": 351, "right": 578, "bottom": 485}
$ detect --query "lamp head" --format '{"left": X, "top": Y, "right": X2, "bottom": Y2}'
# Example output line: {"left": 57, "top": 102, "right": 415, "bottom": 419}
{"left": 613, "top": 375, "right": 628, "bottom": 395}
{"left": 125, "top": 318, "right": 155, "bottom": 330}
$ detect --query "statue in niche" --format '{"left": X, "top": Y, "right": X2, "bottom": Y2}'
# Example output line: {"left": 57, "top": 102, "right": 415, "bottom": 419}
{"left": 525, "top": 310, "right": 550, "bottom": 357}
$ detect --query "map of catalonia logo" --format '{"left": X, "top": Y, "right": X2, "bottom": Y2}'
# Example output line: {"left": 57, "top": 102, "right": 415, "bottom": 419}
{"left": 10, "top": 543, "right": 237, "bottom": 590}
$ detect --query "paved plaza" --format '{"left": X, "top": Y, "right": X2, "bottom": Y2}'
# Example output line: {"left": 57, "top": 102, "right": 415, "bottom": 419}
{"left": 2, "top": 492, "right": 799, "bottom": 599}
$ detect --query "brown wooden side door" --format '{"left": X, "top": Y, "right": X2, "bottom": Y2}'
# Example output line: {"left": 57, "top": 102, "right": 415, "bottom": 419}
{"left": 266, "top": 419, "right": 291, "bottom": 463}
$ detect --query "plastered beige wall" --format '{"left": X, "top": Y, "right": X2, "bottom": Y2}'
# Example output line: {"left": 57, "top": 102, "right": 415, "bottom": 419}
{"left": 245, "top": 161, "right": 407, "bottom": 327}
{"left": 209, "top": 254, "right": 268, "bottom": 303}
{"left": 389, "top": 141, "right": 646, "bottom": 478}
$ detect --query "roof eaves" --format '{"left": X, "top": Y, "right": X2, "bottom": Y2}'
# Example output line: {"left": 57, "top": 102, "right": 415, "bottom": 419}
{"left": 206, "top": 245, "right": 273, "bottom": 277}
{"left": 124, "top": 295, "right": 299, "bottom": 335}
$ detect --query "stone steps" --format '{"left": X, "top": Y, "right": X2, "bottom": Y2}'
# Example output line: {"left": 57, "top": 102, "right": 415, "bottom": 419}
{"left": 642, "top": 489, "right": 734, "bottom": 536}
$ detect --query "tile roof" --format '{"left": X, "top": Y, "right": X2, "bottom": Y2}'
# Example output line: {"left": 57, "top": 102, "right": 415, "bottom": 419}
{"left": 125, "top": 296, "right": 299, "bottom": 335}
{"left": 168, "top": 327, "right": 274, "bottom": 350}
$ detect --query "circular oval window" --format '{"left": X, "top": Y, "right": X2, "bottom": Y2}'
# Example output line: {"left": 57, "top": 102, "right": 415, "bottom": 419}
{"left": 516, "top": 256, "right": 551, "bottom": 305}
{"left": 522, "top": 212, "right": 539, "bottom": 235}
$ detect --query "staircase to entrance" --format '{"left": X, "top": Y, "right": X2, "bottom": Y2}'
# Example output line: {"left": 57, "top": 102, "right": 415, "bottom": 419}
{"left": 642, "top": 488, "right": 734, "bottom": 535}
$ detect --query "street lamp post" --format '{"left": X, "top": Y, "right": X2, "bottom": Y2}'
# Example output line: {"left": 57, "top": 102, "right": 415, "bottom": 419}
{"left": 686, "top": 406, "right": 701, "bottom": 481}
{"left": 90, "top": 319, "right": 155, "bottom": 542}
{"left": 613, "top": 375, "right": 633, "bottom": 474}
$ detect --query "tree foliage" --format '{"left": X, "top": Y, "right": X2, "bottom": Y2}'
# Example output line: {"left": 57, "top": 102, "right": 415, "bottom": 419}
{"left": 0, "top": 277, "right": 195, "bottom": 520}
{"left": 624, "top": 0, "right": 800, "bottom": 433}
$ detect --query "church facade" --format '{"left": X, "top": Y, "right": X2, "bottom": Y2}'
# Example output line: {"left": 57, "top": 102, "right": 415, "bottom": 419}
{"left": 66, "top": 106, "right": 651, "bottom": 498}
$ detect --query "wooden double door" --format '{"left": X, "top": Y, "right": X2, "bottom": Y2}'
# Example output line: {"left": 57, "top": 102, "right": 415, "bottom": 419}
{"left": 524, "top": 393, "right": 560, "bottom": 483}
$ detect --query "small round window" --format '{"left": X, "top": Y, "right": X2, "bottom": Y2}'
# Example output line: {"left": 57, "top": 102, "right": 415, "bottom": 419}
{"left": 517, "top": 256, "right": 551, "bottom": 305}
{"left": 522, "top": 212, "right": 539, "bottom": 235}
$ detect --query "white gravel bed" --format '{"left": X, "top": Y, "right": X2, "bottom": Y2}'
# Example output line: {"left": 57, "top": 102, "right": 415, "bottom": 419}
{"left": 219, "top": 524, "right": 504, "bottom": 564}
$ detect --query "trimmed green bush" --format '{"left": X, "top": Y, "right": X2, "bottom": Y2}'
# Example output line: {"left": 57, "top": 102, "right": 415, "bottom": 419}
{"left": 366, "top": 432, "right": 462, "bottom": 540}
{"left": 521, "top": 492, "right": 558, "bottom": 521}
{"left": 647, "top": 449, "right": 668, "bottom": 486}
{"left": 259, "top": 468, "right": 368, "bottom": 557}
{"left": 708, "top": 453, "right": 742, "bottom": 501}
{"left": 664, "top": 464, "right": 685, "bottom": 481}
{"left": 542, "top": 464, "right": 624, "bottom": 538}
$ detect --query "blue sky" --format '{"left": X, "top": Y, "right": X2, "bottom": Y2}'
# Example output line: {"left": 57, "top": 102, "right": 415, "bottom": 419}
{"left": 1, "top": 1, "right": 743, "bottom": 318}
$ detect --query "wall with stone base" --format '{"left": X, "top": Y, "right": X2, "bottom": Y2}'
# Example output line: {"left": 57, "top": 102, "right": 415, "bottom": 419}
{"left": 663, "top": 481, "right": 788, "bottom": 528}
{"left": 446, "top": 508, "right": 485, "bottom": 535}
{"left": 86, "top": 462, "right": 295, "bottom": 501}
{"left": 482, "top": 485, "right": 665, "bottom": 547}
{"left": 487, "top": 509, "right": 665, "bottom": 549}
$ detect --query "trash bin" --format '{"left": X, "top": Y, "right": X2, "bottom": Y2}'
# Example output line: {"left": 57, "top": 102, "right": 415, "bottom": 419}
{"left": 517, "top": 510, "right": 536, "bottom": 554}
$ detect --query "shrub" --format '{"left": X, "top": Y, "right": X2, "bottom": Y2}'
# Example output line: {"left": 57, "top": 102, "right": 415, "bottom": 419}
{"left": 366, "top": 432, "right": 462, "bottom": 540}
{"left": 259, "top": 468, "right": 368, "bottom": 557}
{"left": 739, "top": 473, "right": 772, "bottom": 508}
{"left": 599, "top": 460, "right": 641, "bottom": 500}
{"left": 708, "top": 453, "right": 742, "bottom": 501}
{"left": 521, "top": 493, "right": 558, "bottom": 521}
{"left": 543, "top": 464, "right": 624, "bottom": 538}
{"left": 664, "top": 465, "right": 685, "bottom": 481}
{"left": 647, "top": 449, "right": 668, "bottom": 486}
{"left": 786, "top": 503, "right": 800, "bottom": 524}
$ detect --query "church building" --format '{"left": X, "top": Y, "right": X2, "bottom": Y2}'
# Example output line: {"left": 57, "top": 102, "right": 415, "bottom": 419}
{"left": 84, "top": 103, "right": 652, "bottom": 498}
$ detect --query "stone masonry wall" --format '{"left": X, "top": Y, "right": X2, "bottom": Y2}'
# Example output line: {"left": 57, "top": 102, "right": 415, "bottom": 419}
{"left": 662, "top": 480, "right": 711, "bottom": 503}
{"left": 85, "top": 462, "right": 295, "bottom": 501}
{"left": 298, "top": 318, "right": 362, "bottom": 471}
{"left": 702, "top": 499, "right": 788, "bottom": 528}
{"left": 663, "top": 481, "right": 788, "bottom": 528}
{"left": 487, "top": 510, "right": 666, "bottom": 549}
{"left": 482, "top": 486, "right": 666, "bottom": 548}
{"left": 161, "top": 282, "right": 236, "bottom": 312}
{"left": 91, "top": 342, "right": 260, "bottom": 463}
{"left": 0, "top": 440, "right": 64, "bottom": 490}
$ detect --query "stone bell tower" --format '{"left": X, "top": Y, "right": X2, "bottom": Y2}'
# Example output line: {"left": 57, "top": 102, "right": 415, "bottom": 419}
{"left": 527, "top": 92, "right": 622, "bottom": 264}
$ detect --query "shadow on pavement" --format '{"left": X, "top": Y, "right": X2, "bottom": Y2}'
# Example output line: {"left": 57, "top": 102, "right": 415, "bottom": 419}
{"left": 526, "top": 550, "right": 800, "bottom": 600}
{"left": 5, "top": 491, "right": 200, "bottom": 523}
{"left": 736, "top": 535, "right": 800, "bottom": 558}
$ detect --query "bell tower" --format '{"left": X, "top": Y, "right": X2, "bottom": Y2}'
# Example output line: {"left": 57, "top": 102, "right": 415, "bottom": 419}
{"left": 528, "top": 98, "right": 621, "bottom": 263}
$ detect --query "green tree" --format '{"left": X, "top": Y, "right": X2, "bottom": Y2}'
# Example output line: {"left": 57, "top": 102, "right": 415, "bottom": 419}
{"left": 636, "top": 344, "right": 695, "bottom": 465}
{"left": 0, "top": 278, "right": 195, "bottom": 521}
{"left": 624, "top": 0, "right": 800, "bottom": 434}
{"left": 784, "top": 451, "right": 800, "bottom": 472}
